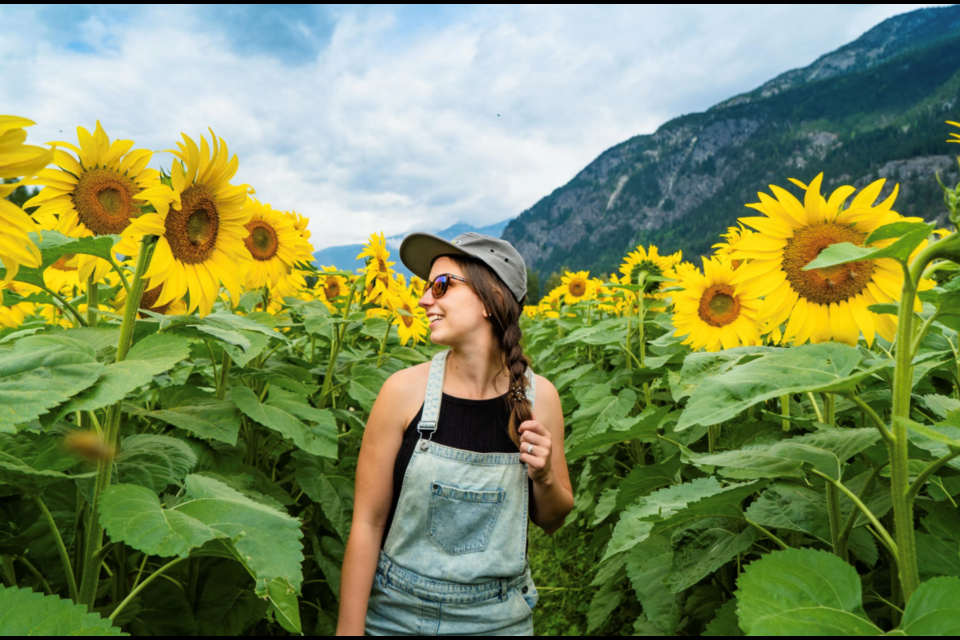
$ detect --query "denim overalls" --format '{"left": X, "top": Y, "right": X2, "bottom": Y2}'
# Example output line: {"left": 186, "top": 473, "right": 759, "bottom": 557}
{"left": 365, "top": 350, "right": 539, "bottom": 636}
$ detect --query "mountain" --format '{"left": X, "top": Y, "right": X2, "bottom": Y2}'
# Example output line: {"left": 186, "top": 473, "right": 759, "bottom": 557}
{"left": 312, "top": 219, "right": 511, "bottom": 277}
{"left": 503, "top": 5, "right": 960, "bottom": 286}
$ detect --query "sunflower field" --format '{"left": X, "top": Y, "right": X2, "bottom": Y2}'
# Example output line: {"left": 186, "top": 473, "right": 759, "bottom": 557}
{"left": 1, "top": 114, "right": 960, "bottom": 637}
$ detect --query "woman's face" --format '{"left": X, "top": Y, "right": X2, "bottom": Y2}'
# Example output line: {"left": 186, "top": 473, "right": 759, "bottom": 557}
{"left": 420, "top": 256, "right": 488, "bottom": 346}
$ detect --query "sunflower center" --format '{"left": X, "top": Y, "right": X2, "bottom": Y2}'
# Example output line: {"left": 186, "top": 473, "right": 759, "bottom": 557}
{"left": 73, "top": 168, "right": 142, "bottom": 236}
{"left": 782, "top": 222, "right": 875, "bottom": 305}
{"left": 401, "top": 303, "right": 414, "bottom": 328}
{"left": 165, "top": 184, "right": 220, "bottom": 265}
{"left": 244, "top": 220, "right": 279, "bottom": 261}
{"left": 568, "top": 279, "right": 586, "bottom": 297}
{"left": 698, "top": 284, "right": 741, "bottom": 327}
{"left": 51, "top": 254, "right": 78, "bottom": 272}
{"left": 139, "top": 285, "right": 171, "bottom": 315}
{"left": 324, "top": 279, "right": 341, "bottom": 299}
{"left": 631, "top": 260, "right": 664, "bottom": 293}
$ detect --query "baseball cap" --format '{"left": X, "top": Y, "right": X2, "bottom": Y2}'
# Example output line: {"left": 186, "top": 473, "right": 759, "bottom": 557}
{"left": 399, "top": 232, "right": 527, "bottom": 303}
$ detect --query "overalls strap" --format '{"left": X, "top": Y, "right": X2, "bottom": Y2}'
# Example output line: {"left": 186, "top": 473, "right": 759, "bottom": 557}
{"left": 417, "top": 350, "right": 449, "bottom": 445}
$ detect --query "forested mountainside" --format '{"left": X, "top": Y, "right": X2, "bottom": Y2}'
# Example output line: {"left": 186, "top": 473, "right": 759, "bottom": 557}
{"left": 503, "top": 5, "right": 960, "bottom": 283}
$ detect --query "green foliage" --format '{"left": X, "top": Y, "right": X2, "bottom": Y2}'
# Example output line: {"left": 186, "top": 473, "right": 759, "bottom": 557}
{"left": 0, "top": 586, "right": 124, "bottom": 635}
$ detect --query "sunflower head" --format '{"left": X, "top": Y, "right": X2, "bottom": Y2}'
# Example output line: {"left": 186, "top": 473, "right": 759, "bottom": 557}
{"left": 732, "top": 173, "right": 934, "bottom": 347}
{"left": 620, "top": 245, "right": 681, "bottom": 295}
{"left": 672, "top": 257, "right": 762, "bottom": 352}
{"left": 948, "top": 120, "right": 960, "bottom": 145}
{"left": 560, "top": 270, "right": 596, "bottom": 304}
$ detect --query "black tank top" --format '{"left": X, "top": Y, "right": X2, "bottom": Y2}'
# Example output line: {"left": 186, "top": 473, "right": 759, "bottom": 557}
{"left": 382, "top": 393, "right": 522, "bottom": 546}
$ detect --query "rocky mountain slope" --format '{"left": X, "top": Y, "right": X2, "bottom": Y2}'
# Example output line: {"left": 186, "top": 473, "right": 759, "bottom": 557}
{"left": 503, "top": 5, "right": 960, "bottom": 282}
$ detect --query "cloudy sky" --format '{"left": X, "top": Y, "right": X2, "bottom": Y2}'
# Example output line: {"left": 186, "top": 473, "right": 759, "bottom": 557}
{"left": 0, "top": 4, "right": 946, "bottom": 249}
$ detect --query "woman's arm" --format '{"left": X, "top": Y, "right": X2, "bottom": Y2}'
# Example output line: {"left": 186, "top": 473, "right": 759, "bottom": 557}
{"left": 336, "top": 369, "right": 422, "bottom": 636}
{"left": 519, "top": 376, "right": 574, "bottom": 534}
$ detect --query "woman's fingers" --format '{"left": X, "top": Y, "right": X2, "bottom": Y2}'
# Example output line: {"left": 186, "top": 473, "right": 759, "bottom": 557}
{"left": 519, "top": 430, "right": 549, "bottom": 448}
{"left": 518, "top": 419, "right": 548, "bottom": 436}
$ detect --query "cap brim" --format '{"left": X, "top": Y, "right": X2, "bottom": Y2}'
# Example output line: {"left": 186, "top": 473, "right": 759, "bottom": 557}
{"left": 399, "top": 233, "right": 473, "bottom": 280}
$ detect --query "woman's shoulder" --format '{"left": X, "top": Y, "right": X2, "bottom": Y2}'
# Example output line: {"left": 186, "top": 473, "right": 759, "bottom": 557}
{"left": 380, "top": 361, "right": 432, "bottom": 402}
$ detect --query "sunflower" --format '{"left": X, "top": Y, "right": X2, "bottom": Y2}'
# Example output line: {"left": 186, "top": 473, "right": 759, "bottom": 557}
{"left": 948, "top": 120, "right": 960, "bottom": 144}
{"left": 619, "top": 245, "right": 682, "bottom": 295}
{"left": 596, "top": 275, "right": 620, "bottom": 315}
{"left": 713, "top": 225, "right": 755, "bottom": 269}
{"left": 934, "top": 228, "right": 955, "bottom": 239}
{"left": 238, "top": 198, "right": 307, "bottom": 290}
{"left": 123, "top": 131, "right": 251, "bottom": 317}
{"left": 731, "top": 174, "right": 933, "bottom": 347}
{"left": 315, "top": 266, "right": 349, "bottom": 311}
{"left": 357, "top": 232, "right": 396, "bottom": 304}
{"left": 43, "top": 253, "right": 84, "bottom": 294}
{"left": 0, "top": 283, "right": 39, "bottom": 330}
{"left": 0, "top": 116, "right": 53, "bottom": 299}
{"left": 560, "top": 271, "right": 596, "bottom": 305}
{"left": 25, "top": 122, "right": 158, "bottom": 284}
{"left": 672, "top": 257, "right": 763, "bottom": 352}
{"left": 393, "top": 286, "right": 429, "bottom": 346}
{"left": 524, "top": 305, "right": 540, "bottom": 319}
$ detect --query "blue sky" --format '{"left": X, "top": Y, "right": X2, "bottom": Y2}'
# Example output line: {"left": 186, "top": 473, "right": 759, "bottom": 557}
{"left": 0, "top": 4, "right": 946, "bottom": 248}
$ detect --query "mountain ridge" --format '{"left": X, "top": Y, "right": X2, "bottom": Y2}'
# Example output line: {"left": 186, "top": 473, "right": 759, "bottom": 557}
{"left": 504, "top": 4, "right": 960, "bottom": 286}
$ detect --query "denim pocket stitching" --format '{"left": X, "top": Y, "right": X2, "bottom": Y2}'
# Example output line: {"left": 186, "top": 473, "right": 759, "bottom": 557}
{"left": 427, "top": 482, "right": 506, "bottom": 555}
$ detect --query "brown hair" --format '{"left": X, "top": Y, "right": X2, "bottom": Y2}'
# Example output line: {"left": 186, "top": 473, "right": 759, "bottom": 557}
{"left": 448, "top": 255, "right": 531, "bottom": 445}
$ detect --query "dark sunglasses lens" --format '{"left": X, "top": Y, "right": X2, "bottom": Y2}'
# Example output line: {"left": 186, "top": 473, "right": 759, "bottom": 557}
{"left": 432, "top": 275, "right": 448, "bottom": 298}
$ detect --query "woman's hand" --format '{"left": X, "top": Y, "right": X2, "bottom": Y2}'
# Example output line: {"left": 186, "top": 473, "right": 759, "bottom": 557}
{"left": 519, "top": 413, "right": 555, "bottom": 484}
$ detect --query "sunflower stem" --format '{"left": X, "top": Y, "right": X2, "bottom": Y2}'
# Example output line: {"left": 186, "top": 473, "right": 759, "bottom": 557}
{"left": 806, "top": 392, "right": 825, "bottom": 424}
{"left": 810, "top": 469, "right": 898, "bottom": 564}
{"left": 78, "top": 237, "right": 155, "bottom": 609}
{"left": 825, "top": 482, "right": 848, "bottom": 562}
{"left": 86, "top": 275, "right": 98, "bottom": 328}
{"left": 780, "top": 394, "right": 791, "bottom": 431}
{"left": 838, "top": 468, "right": 881, "bottom": 563}
{"left": 109, "top": 557, "right": 186, "bottom": 621}
{"left": 32, "top": 493, "right": 79, "bottom": 602}
{"left": 320, "top": 275, "right": 362, "bottom": 409}
{"left": 216, "top": 351, "right": 232, "bottom": 401}
{"left": 40, "top": 285, "right": 88, "bottom": 327}
{"left": 376, "top": 317, "right": 392, "bottom": 368}
{"left": 106, "top": 255, "right": 132, "bottom": 295}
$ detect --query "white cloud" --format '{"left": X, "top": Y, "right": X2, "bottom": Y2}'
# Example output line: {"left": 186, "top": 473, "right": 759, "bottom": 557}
{"left": 0, "top": 4, "right": 947, "bottom": 249}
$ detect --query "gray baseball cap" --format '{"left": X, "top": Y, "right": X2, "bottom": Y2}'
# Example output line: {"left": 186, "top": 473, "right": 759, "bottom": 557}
{"left": 399, "top": 232, "right": 528, "bottom": 303}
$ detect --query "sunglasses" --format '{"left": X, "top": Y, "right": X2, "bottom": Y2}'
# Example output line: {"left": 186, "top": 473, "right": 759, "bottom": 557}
{"left": 427, "top": 273, "right": 468, "bottom": 299}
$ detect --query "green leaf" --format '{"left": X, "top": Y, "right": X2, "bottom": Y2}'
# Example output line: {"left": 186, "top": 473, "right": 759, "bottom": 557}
{"left": 678, "top": 343, "right": 882, "bottom": 429}
{"left": 567, "top": 405, "right": 670, "bottom": 461}
{"left": 196, "top": 562, "right": 269, "bottom": 636}
{"left": 735, "top": 547, "right": 880, "bottom": 636}
{"left": 0, "top": 432, "right": 91, "bottom": 491}
{"left": 128, "top": 577, "right": 197, "bottom": 636}
{"left": 573, "top": 388, "right": 637, "bottom": 438}
{"left": 664, "top": 518, "right": 758, "bottom": 594}
{"left": 265, "top": 577, "right": 302, "bottom": 635}
{"left": 586, "top": 583, "right": 622, "bottom": 633}
{"left": 625, "top": 535, "right": 681, "bottom": 635}
{"left": 115, "top": 434, "right": 197, "bottom": 493}
{"left": 346, "top": 365, "right": 389, "bottom": 413}
{"left": 915, "top": 531, "right": 960, "bottom": 580}
{"left": 616, "top": 457, "right": 682, "bottom": 511}
{"left": 0, "top": 231, "right": 120, "bottom": 288}
{"left": 195, "top": 326, "right": 251, "bottom": 350}
{"left": 233, "top": 386, "right": 337, "bottom": 458}
{"left": 746, "top": 483, "right": 831, "bottom": 540}
{"left": 703, "top": 600, "right": 744, "bottom": 637}
{"left": 671, "top": 347, "right": 777, "bottom": 402}
{"left": 898, "top": 577, "right": 960, "bottom": 635}
{"left": 294, "top": 452, "right": 353, "bottom": 542}
{"left": 923, "top": 395, "right": 960, "bottom": 420}
{"left": 141, "top": 387, "right": 242, "bottom": 446}
{"left": 0, "top": 334, "right": 104, "bottom": 432}
{"left": 99, "top": 475, "right": 304, "bottom": 594}
{"left": 0, "top": 585, "right": 125, "bottom": 635}
{"left": 223, "top": 331, "right": 271, "bottom": 368}
{"left": 899, "top": 417, "right": 960, "bottom": 448}
{"left": 804, "top": 222, "right": 935, "bottom": 270}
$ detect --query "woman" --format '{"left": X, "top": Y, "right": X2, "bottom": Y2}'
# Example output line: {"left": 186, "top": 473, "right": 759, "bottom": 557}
{"left": 336, "top": 232, "right": 574, "bottom": 636}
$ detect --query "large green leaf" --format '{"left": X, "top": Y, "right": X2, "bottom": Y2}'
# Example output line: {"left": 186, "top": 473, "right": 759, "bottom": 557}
{"left": 625, "top": 535, "right": 682, "bottom": 635}
{"left": 57, "top": 333, "right": 191, "bottom": 418}
{"left": 0, "top": 231, "right": 120, "bottom": 288}
{"left": 605, "top": 478, "right": 755, "bottom": 560}
{"left": 0, "top": 432, "right": 91, "bottom": 491}
{"left": 0, "top": 334, "right": 104, "bottom": 432}
{"left": 127, "top": 577, "right": 197, "bottom": 636}
{"left": 616, "top": 457, "right": 682, "bottom": 512}
{"left": 567, "top": 405, "right": 670, "bottom": 461}
{"left": 897, "top": 577, "right": 960, "bottom": 635}
{"left": 664, "top": 518, "right": 758, "bottom": 594}
{"left": 671, "top": 347, "right": 777, "bottom": 402}
{"left": 697, "top": 429, "right": 878, "bottom": 480}
{"left": 233, "top": 386, "right": 338, "bottom": 459}
{"left": 99, "top": 475, "right": 304, "bottom": 595}
{"left": 265, "top": 577, "right": 302, "bottom": 635}
{"left": 114, "top": 434, "right": 197, "bottom": 493}
{"left": 294, "top": 452, "right": 353, "bottom": 542}
{"left": 677, "top": 343, "right": 885, "bottom": 430}
{"left": 703, "top": 600, "right": 744, "bottom": 637}
{"left": 735, "top": 547, "right": 881, "bottom": 636}
{"left": 346, "top": 365, "right": 389, "bottom": 413}
{"left": 141, "top": 387, "right": 242, "bottom": 446}
{"left": 804, "top": 222, "right": 936, "bottom": 271}
{"left": 195, "top": 562, "right": 269, "bottom": 636}
{"left": 0, "top": 585, "right": 125, "bottom": 635}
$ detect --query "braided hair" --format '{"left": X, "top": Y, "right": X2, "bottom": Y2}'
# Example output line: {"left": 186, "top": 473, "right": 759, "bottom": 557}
{"left": 449, "top": 255, "right": 532, "bottom": 445}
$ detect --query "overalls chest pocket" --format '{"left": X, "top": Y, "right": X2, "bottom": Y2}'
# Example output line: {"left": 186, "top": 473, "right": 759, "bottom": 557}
{"left": 427, "top": 482, "right": 506, "bottom": 555}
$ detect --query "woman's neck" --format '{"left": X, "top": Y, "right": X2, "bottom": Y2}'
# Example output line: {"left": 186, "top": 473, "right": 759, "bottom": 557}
{"left": 444, "top": 344, "right": 509, "bottom": 400}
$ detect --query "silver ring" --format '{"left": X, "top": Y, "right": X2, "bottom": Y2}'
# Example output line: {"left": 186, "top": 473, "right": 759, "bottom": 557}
{"left": 527, "top": 444, "right": 534, "bottom": 454}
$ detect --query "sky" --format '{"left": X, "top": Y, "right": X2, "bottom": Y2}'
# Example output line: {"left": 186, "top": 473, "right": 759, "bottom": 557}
{"left": 0, "top": 4, "right": 948, "bottom": 249}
